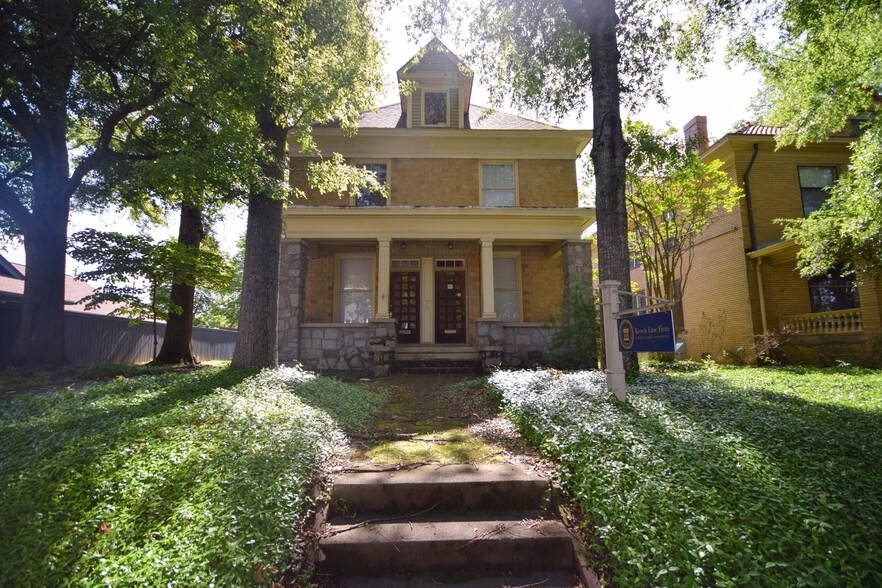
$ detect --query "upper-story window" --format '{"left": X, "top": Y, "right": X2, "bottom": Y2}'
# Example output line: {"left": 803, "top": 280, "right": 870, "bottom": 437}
{"left": 423, "top": 91, "right": 448, "bottom": 126}
{"left": 798, "top": 166, "right": 837, "bottom": 216}
{"left": 355, "top": 163, "right": 387, "bottom": 207}
{"left": 482, "top": 163, "right": 516, "bottom": 206}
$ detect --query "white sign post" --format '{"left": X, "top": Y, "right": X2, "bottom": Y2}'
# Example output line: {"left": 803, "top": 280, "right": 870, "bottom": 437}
{"left": 600, "top": 280, "right": 627, "bottom": 401}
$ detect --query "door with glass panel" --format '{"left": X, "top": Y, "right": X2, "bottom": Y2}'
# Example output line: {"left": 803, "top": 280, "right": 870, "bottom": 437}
{"left": 391, "top": 270, "right": 420, "bottom": 344}
{"left": 435, "top": 260, "right": 466, "bottom": 344}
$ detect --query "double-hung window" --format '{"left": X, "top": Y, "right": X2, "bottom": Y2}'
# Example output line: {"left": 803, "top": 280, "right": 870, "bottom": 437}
{"left": 798, "top": 166, "right": 837, "bottom": 216}
{"left": 338, "top": 257, "right": 373, "bottom": 323}
{"left": 355, "top": 163, "right": 387, "bottom": 207}
{"left": 493, "top": 256, "right": 519, "bottom": 322}
{"left": 482, "top": 163, "right": 516, "bottom": 207}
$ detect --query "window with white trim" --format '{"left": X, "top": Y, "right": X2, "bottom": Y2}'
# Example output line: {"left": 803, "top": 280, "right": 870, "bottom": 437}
{"left": 338, "top": 258, "right": 373, "bottom": 323}
{"left": 482, "top": 163, "right": 516, "bottom": 206}
{"left": 493, "top": 256, "right": 519, "bottom": 322}
{"left": 423, "top": 91, "right": 448, "bottom": 126}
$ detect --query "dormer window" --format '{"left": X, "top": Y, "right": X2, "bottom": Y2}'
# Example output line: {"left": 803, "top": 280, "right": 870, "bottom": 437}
{"left": 423, "top": 91, "right": 448, "bottom": 126}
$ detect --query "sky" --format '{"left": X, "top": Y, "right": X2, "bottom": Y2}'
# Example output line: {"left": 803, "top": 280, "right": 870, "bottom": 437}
{"left": 1, "top": 4, "right": 761, "bottom": 275}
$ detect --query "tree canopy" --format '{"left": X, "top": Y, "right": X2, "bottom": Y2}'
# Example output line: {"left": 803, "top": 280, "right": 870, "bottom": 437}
{"left": 684, "top": 0, "right": 882, "bottom": 279}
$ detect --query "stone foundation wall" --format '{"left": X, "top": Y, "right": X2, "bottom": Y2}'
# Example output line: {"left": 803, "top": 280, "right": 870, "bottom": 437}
{"left": 297, "top": 324, "right": 370, "bottom": 374}
{"left": 502, "top": 324, "right": 559, "bottom": 367}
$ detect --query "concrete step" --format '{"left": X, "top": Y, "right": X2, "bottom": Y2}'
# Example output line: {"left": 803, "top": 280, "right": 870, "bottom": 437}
{"left": 329, "top": 570, "right": 583, "bottom": 587}
{"left": 331, "top": 464, "right": 550, "bottom": 514}
{"left": 319, "top": 517, "right": 575, "bottom": 575}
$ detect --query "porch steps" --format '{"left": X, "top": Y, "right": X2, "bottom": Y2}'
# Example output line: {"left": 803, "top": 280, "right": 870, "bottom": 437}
{"left": 317, "top": 463, "right": 587, "bottom": 586}
{"left": 392, "top": 344, "right": 482, "bottom": 374}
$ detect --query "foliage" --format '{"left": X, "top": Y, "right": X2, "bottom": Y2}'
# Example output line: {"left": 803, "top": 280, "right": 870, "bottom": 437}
{"left": 547, "top": 282, "right": 600, "bottom": 369}
{"left": 684, "top": 0, "right": 882, "bottom": 279}
{"left": 70, "top": 229, "right": 232, "bottom": 324}
{"left": 625, "top": 120, "right": 742, "bottom": 330}
{"left": 753, "top": 327, "right": 796, "bottom": 366}
{"left": 289, "top": 375, "right": 390, "bottom": 435}
{"left": 490, "top": 366, "right": 882, "bottom": 586}
{"left": 411, "top": 0, "right": 674, "bottom": 116}
{"left": 195, "top": 235, "right": 246, "bottom": 329}
{"left": 697, "top": 308, "right": 727, "bottom": 362}
{"left": 0, "top": 365, "right": 385, "bottom": 585}
{"left": 779, "top": 126, "right": 882, "bottom": 280}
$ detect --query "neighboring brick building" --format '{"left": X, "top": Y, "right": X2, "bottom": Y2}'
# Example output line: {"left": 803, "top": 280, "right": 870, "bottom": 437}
{"left": 630, "top": 116, "right": 881, "bottom": 366}
{"left": 278, "top": 40, "right": 594, "bottom": 375}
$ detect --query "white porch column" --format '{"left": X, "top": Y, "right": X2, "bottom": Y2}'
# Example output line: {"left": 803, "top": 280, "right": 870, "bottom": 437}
{"left": 376, "top": 238, "right": 391, "bottom": 319}
{"left": 480, "top": 237, "right": 496, "bottom": 318}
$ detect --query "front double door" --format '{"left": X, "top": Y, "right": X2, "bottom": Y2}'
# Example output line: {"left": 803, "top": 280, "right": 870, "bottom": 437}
{"left": 390, "top": 264, "right": 467, "bottom": 345}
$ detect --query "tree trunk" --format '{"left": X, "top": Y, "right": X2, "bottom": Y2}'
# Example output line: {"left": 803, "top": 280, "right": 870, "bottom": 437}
{"left": 7, "top": 126, "right": 71, "bottom": 367}
{"left": 565, "top": 0, "right": 638, "bottom": 374}
{"left": 154, "top": 204, "right": 205, "bottom": 365}
{"left": 231, "top": 110, "right": 287, "bottom": 370}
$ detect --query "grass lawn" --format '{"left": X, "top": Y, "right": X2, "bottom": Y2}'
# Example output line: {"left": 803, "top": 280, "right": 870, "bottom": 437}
{"left": 0, "top": 365, "right": 386, "bottom": 586}
{"left": 489, "top": 365, "right": 882, "bottom": 587}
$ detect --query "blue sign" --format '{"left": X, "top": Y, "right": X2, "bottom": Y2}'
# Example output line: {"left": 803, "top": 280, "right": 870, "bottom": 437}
{"left": 617, "top": 310, "right": 676, "bottom": 352}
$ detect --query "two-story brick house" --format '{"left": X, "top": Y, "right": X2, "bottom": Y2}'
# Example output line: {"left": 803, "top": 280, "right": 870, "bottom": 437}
{"left": 632, "top": 116, "right": 881, "bottom": 366}
{"left": 278, "top": 40, "right": 595, "bottom": 375}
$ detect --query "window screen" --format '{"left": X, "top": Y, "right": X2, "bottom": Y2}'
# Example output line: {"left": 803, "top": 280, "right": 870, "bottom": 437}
{"left": 808, "top": 266, "right": 859, "bottom": 313}
{"left": 493, "top": 257, "right": 518, "bottom": 322}
{"left": 339, "top": 258, "right": 372, "bottom": 323}
{"left": 482, "top": 164, "right": 515, "bottom": 206}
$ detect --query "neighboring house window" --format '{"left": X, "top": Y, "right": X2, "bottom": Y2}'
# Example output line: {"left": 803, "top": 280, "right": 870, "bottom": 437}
{"left": 635, "top": 290, "right": 648, "bottom": 315}
{"left": 493, "top": 256, "right": 519, "bottom": 321}
{"left": 808, "top": 266, "right": 860, "bottom": 313}
{"left": 798, "top": 166, "right": 837, "bottom": 216}
{"left": 423, "top": 91, "right": 448, "bottom": 126}
{"left": 629, "top": 255, "right": 642, "bottom": 269}
{"left": 355, "top": 163, "right": 387, "bottom": 207}
{"left": 482, "top": 163, "right": 516, "bottom": 206}
{"left": 673, "top": 279, "right": 685, "bottom": 331}
{"left": 338, "top": 257, "right": 373, "bottom": 323}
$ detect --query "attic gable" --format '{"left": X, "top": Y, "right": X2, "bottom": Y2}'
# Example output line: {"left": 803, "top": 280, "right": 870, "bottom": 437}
{"left": 397, "top": 39, "right": 474, "bottom": 129}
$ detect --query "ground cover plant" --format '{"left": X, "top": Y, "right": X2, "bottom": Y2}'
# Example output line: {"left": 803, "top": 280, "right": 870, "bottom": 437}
{"left": 0, "top": 365, "right": 385, "bottom": 586}
{"left": 489, "top": 365, "right": 882, "bottom": 586}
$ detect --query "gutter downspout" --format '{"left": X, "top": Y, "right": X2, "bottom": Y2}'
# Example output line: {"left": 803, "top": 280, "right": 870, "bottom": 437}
{"left": 743, "top": 143, "right": 759, "bottom": 252}
{"left": 756, "top": 257, "right": 768, "bottom": 333}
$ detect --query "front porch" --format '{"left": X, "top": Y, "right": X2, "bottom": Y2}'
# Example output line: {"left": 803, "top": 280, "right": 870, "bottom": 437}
{"left": 277, "top": 206, "right": 594, "bottom": 375}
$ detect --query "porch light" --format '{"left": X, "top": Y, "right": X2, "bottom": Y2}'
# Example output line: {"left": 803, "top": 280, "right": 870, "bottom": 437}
{"left": 401, "top": 241, "right": 407, "bottom": 249}
{"left": 448, "top": 241, "right": 454, "bottom": 249}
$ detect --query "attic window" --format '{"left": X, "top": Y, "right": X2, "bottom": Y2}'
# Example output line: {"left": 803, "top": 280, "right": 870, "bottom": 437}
{"left": 423, "top": 91, "right": 448, "bottom": 126}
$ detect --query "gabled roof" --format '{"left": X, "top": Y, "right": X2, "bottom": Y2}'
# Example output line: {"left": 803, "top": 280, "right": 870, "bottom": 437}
{"left": 733, "top": 122, "right": 784, "bottom": 136}
{"left": 329, "top": 103, "right": 562, "bottom": 131}
{"left": 0, "top": 255, "right": 121, "bottom": 315}
{"left": 397, "top": 38, "right": 473, "bottom": 79}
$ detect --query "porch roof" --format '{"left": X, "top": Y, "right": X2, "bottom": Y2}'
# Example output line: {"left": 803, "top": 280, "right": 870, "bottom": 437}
{"left": 282, "top": 206, "right": 595, "bottom": 242}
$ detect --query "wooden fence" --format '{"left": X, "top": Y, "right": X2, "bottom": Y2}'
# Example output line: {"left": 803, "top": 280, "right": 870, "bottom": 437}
{"left": 0, "top": 302, "right": 236, "bottom": 364}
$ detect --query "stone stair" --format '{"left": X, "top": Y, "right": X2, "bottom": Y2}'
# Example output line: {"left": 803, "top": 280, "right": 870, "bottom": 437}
{"left": 391, "top": 345, "right": 483, "bottom": 374}
{"left": 317, "top": 463, "right": 592, "bottom": 586}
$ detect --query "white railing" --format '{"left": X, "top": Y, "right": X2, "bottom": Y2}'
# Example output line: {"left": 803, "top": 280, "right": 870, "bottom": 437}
{"left": 782, "top": 309, "right": 863, "bottom": 335}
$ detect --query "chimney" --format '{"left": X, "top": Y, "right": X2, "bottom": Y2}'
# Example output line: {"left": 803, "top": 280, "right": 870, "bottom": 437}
{"left": 684, "top": 115, "right": 709, "bottom": 153}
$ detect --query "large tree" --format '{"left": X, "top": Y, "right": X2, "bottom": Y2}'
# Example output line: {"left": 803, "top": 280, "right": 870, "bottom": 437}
{"left": 413, "top": 0, "right": 674, "bottom": 373}
{"left": 625, "top": 120, "right": 741, "bottom": 331}
{"left": 229, "top": 0, "right": 385, "bottom": 369}
{"left": 0, "top": 1, "right": 191, "bottom": 365}
{"left": 0, "top": 0, "right": 268, "bottom": 367}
